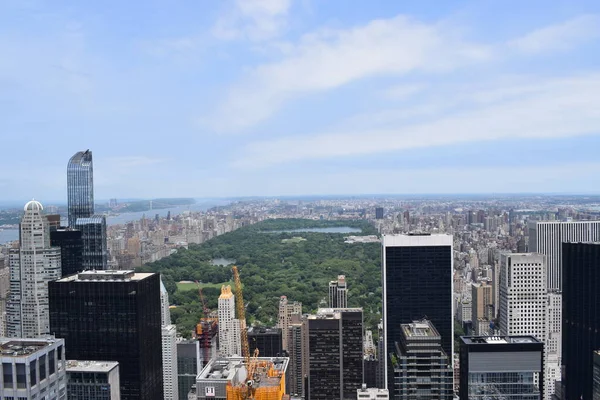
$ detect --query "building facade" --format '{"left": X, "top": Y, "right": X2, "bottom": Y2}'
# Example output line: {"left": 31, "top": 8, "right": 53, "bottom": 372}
{"left": 307, "top": 308, "right": 363, "bottom": 400}
{"left": 49, "top": 270, "right": 163, "bottom": 400}
{"left": 277, "top": 295, "right": 302, "bottom": 352}
{"left": 217, "top": 285, "right": 241, "bottom": 357}
{"left": 75, "top": 215, "right": 108, "bottom": 270}
{"left": 177, "top": 339, "right": 200, "bottom": 400}
{"left": 66, "top": 360, "right": 120, "bottom": 400}
{"left": 67, "top": 150, "right": 95, "bottom": 228}
{"left": 7, "top": 200, "right": 62, "bottom": 338}
{"left": 382, "top": 234, "right": 453, "bottom": 390}
{"left": 248, "top": 326, "right": 283, "bottom": 357}
{"left": 393, "top": 319, "right": 453, "bottom": 399}
{"left": 471, "top": 280, "right": 493, "bottom": 335}
{"left": 0, "top": 336, "right": 67, "bottom": 400}
{"left": 287, "top": 314, "right": 307, "bottom": 398}
{"left": 160, "top": 279, "right": 179, "bottom": 400}
{"left": 50, "top": 228, "right": 84, "bottom": 277}
{"left": 563, "top": 242, "right": 600, "bottom": 400}
{"left": 328, "top": 275, "right": 348, "bottom": 308}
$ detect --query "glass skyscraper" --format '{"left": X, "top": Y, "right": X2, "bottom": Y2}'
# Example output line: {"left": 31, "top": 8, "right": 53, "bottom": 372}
{"left": 67, "top": 150, "right": 94, "bottom": 228}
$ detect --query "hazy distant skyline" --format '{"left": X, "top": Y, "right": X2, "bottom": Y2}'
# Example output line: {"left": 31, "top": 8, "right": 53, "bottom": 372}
{"left": 2, "top": 0, "right": 600, "bottom": 201}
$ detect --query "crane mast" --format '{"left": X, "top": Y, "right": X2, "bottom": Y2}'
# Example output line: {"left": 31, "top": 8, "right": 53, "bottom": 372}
{"left": 232, "top": 266, "right": 250, "bottom": 364}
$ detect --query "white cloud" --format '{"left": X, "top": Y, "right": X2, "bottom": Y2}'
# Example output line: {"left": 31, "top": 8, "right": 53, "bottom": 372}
{"left": 212, "top": 0, "right": 292, "bottom": 41}
{"left": 510, "top": 14, "right": 600, "bottom": 54}
{"left": 207, "top": 15, "right": 491, "bottom": 131}
{"left": 232, "top": 74, "right": 600, "bottom": 168}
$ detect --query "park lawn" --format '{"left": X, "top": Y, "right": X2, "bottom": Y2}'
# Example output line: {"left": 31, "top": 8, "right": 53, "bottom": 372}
{"left": 176, "top": 281, "right": 233, "bottom": 291}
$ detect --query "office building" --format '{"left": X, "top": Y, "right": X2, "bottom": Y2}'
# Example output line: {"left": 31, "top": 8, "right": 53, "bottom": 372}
{"left": 528, "top": 220, "right": 600, "bottom": 290}
{"left": 375, "top": 207, "right": 384, "bottom": 220}
{"left": 382, "top": 234, "right": 453, "bottom": 390}
{"left": 0, "top": 336, "right": 67, "bottom": 400}
{"left": 75, "top": 215, "right": 108, "bottom": 270}
{"left": 66, "top": 360, "right": 120, "bottom": 400}
{"left": 307, "top": 308, "right": 363, "bottom": 400}
{"left": 177, "top": 339, "right": 201, "bottom": 400}
{"left": 357, "top": 384, "right": 389, "bottom": 400}
{"left": 49, "top": 270, "right": 163, "bottom": 400}
{"left": 195, "top": 356, "right": 288, "bottom": 400}
{"left": 160, "top": 279, "right": 179, "bottom": 400}
{"left": 459, "top": 336, "right": 543, "bottom": 399}
{"left": 277, "top": 295, "right": 302, "bottom": 352}
{"left": 67, "top": 149, "right": 95, "bottom": 228}
{"left": 7, "top": 200, "right": 62, "bottom": 338}
{"left": 328, "top": 275, "right": 348, "bottom": 308}
{"left": 563, "top": 242, "right": 600, "bottom": 400}
{"left": 217, "top": 285, "right": 241, "bottom": 357}
{"left": 546, "top": 290, "right": 562, "bottom": 399}
{"left": 393, "top": 319, "right": 453, "bottom": 399}
{"left": 0, "top": 265, "right": 8, "bottom": 336}
{"left": 471, "top": 281, "right": 493, "bottom": 335}
{"left": 287, "top": 314, "right": 307, "bottom": 398}
{"left": 248, "top": 326, "right": 283, "bottom": 357}
{"left": 50, "top": 228, "right": 84, "bottom": 276}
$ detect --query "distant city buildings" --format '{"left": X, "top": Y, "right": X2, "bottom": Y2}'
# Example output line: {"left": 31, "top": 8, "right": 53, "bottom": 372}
{"left": 382, "top": 233, "right": 453, "bottom": 391}
{"left": 66, "top": 360, "right": 120, "bottom": 400}
{"left": 217, "top": 285, "right": 241, "bottom": 357}
{"left": 7, "top": 200, "right": 61, "bottom": 338}
{"left": 49, "top": 270, "right": 163, "bottom": 400}
{"left": 459, "top": 336, "right": 543, "bottom": 400}
{"left": 328, "top": 274, "right": 348, "bottom": 308}
{"left": 0, "top": 336, "right": 67, "bottom": 400}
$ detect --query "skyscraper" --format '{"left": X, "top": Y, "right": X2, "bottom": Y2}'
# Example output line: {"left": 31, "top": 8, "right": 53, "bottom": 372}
{"left": 459, "top": 336, "right": 543, "bottom": 400}
{"left": 471, "top": 280, "right": 493, "bottom": 335}
{"left": 217, "top": 285, "right": 241, "bottom": 357}
{"left": 247, "top": 326, "right": 283, "bottom": 357}
{"left": 307, "top": 308, "right": 363, "bottom": 400}
{"left": 49, "top": 270, "right": 163, "bottom": 400}
{"left": 382, "top": 234, "right": 453, "bottom": 390}
{"left": 7, "top": 200, "right": 62, "bottom": 338}
{"left": 528, "top": 220, "right": 600, "bottom": 290}
{"left": 177, "top": 339, "right": 201, "bottom": 400}
{"left": 393, "top": 319, "right": 453, "bottom": 399}
{"left": 75, "top": 215, "right": 108, "bottom": 270}
{"left": 277, "top": 295, "right": 302, "bottom": 352}
{"left": 67, "top": 150, "right": 94, "bottom": 228}
{"left": 328, "top": 275, "right": 348, "bottom": 308}
{"left": 287, "top": 314, "right": 307, "bottom": 398}
{"left": 50, "top": 228, "right": 84, "bottom": 277}
{"left": 160, "top": 279, "right": 178, "bottom": 400}
{"left": 562, "top": 242, "right": 600, "bottom": 400}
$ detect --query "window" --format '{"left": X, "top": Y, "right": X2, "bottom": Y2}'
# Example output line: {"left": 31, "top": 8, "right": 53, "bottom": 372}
{"left": 30, "top": 360, "right": 37, "bottom": 386}
{"left": 16, "top": 363, "right": 26, "bottom": 389}
{"left": 3, "top": 363, "right": 14, "bottom": 388}
{"left": 48, "top": 350, "right": 55, "bottom": 375}
{"left": 39, "top": 354, "right": 46, "bottom": 381}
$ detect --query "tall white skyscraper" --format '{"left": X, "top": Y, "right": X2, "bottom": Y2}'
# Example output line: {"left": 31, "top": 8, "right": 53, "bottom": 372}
{"left": 499, "top": 253, "right": 556, "bottom": 400}
{"left": 277, "top": 295, "right": 302, "bottom": 351}
{"left": 160, "top": 279, "right": 178, "bottom": 400}
{"left": 218, "top": 285, "right": 241, "bottom": 357}
{"left": 529, "top": 220, "right": 600, "bottom": 290}
{"left": 7, "top": 200, "right": 61, "bottom": 338}
{"left": 328, "top": 275, "right": 348, "bottom": 308}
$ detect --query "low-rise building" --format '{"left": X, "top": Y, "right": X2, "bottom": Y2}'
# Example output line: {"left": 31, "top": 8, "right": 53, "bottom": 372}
{"left": 66, "top": 360, "right": 120, "bottom": 400}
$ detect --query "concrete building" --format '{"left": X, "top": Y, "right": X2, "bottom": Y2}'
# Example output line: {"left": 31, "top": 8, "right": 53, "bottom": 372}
{"left": 217, "top": 285, "right": 241, "bottom": 357}
{"left": 459, "top": 336, "right": 543, "bottom": 400}
{"left": 382, "top": 234, "right": 453, "bottom": 391}
{"left": 329, "top": 274, "right": 348, "bottom": 308}
{"left": 277, "top": 295, "right": 302, "bottom": 352}
{"left": 49, "top": 270, "right": 163, "bottom": 400}
{"left": 287, "top": 314, "right": 307, "bottom": 398}
{"left": 471, "top": 281, "right": 493, "bottom": 335}
{"left": 357, "top": 384, "right": 389, "bottom": 400}
{"left": 546, "top": 290, "right": 562, "bottom": 399}
{"left": 195, "top": 356, "right": 288, "bottom": 400}
{"left": 392, "top": 319, "right": 453, "bottom": 399}
{"left": 0, "top": 336, "right": 67, "bottom": 400}
{"left": 307, "top": 308, "right": 363, "bottom": 400}
{"left": 0, "top": 264, "right": 8, "bottom": 336}
{"left": 66, "top": 360, "right": 120, "bottom": 400}
{"left": 7, "top": 200, "right": 62, "bottom": 338}
{"left": 161, "top": 279, "right": 179, "bottom": 400}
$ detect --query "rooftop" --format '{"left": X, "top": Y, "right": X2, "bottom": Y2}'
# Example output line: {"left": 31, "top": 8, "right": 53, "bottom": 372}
{"left": 382, "top": 233, "right": 452, "bottom": 247}
{"left": 66, "top": 360, "right": 119, "bottom": 373}
{"left": 401, "top": 319, "right": 440, "bottom": 338}
{"left": 198, "top": 356, "right": 288, "bottom": 388}
{"left": 461, "top": 336, "right": 540, "bottom": 345}
{"left": 0, "top": 337, "right": 61, "bottom": 357}
{"left": 57, "top": 270, "right": 154, "bottom": 282}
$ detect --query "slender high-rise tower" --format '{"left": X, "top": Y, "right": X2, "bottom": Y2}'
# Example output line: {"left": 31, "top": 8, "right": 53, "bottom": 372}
{"left": 328, "top": 275, "right": 348, "bottom": 308}
{"left": 160, "top": 279, "right": 178, "bottom": 400}
{"left": 218, "top": 285, "right": 241, "bottom": 357}
{"left": 67, "top": 150, "right": 94, "bottom": 228}
{"left": 277, "top": 295, "right": 302, "bottom": 352}
{"left": 6, "top": 200, "right": 61, "bottom": 338}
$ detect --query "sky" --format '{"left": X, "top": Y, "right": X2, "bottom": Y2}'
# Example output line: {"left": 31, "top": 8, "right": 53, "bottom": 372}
{"left": 1, "top": 0, "right": 600, "bottom": 202}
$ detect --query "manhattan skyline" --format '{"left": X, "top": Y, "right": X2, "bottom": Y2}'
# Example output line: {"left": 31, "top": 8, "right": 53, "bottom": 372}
{"left": 1, "top": 0, "right": 600, "bottom": 200}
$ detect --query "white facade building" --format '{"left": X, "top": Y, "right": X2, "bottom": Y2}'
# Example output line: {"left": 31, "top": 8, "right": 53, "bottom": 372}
{"left": 545, "top": 290, "right": 562, "bottom": 399}
{"left": 357, "top": 384, "right": 389, "bottom": 399}
{"left": 7, "top": 200, "right": 62, "bottom": 338}
{"left": 276, "top": 295, "right": 302, "bottom": 351}
{"left": 66, "top": 360, "right": 120, "bottom": 400}
{"left": 160, "top": 278, "right": 179, "bottom": 400}
{"left": 499, "top": 253, "right": 555, "bottom": 400}
{"left": 218, "top": 285, "right": 241, "bottom": 357}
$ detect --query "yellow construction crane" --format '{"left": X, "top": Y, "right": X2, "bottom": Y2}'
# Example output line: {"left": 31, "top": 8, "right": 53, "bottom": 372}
{"left": 232, "top": 266, "right": 256, "bottom": 399}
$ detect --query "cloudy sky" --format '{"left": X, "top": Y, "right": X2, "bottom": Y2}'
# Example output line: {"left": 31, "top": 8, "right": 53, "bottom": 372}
{"left": 1, "top": 0, "right": 600, "bottom": 202}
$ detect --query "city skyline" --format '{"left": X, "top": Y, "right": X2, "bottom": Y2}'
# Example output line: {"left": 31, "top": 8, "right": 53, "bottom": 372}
{"left": 1, "top": 1, "right": 600, "bottom": 200}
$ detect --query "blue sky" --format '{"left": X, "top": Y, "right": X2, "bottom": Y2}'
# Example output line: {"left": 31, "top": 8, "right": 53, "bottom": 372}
{"left": 1, "top": 0, "right": 600, "bottom": 202}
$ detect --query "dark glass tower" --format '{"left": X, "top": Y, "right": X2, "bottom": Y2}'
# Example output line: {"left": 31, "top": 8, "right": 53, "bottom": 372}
{"left": 50, "top": 228, "right": 83, "bottom": 276}
{"left": 67, "top": 150, "right": 94, "bottom": 228}
{"left": 177, "top": 339, "right": 200, "bottom": 400}
{"left": 563, "top": 242, "right": 600, "bottom": 400}
{"left": 382, "top": 234, "right": 453, "bottom": 391}
{"left": 248, "top": 326, "right": 283, "bottom": 357}
{"left": 49, "top": 270, "right": 163, "bottom": 400}
{"left": 75, "top": 215, "right": 108, "bottom": 270}
{"left": 307, "top": 308, "right": 363, "bottom": 400}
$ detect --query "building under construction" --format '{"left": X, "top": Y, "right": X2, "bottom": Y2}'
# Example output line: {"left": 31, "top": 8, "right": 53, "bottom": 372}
{"left": 194, "top": 356, "right": 289, "bottom": 400}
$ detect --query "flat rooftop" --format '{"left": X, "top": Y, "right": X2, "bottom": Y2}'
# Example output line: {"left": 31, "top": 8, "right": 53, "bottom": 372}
{"left": 57, "top": 270, "right": 154, "bottom": 282}
{"left": 198, "top": 356, "right": 288, "bottom": 388}
{"left": 382, "top": 233, "right": 452, "bottom": 247}
{"left": 67, "top": 360, "right": 119, "bottom": 373}
{"left": 461, "top": 336, "right": 540, "bottom": 345}
{"left": 401, "top": 320, "right": 440, "bottom": 338}
{"left": 0, "top": 337, "right": 61, "bottom": 357}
